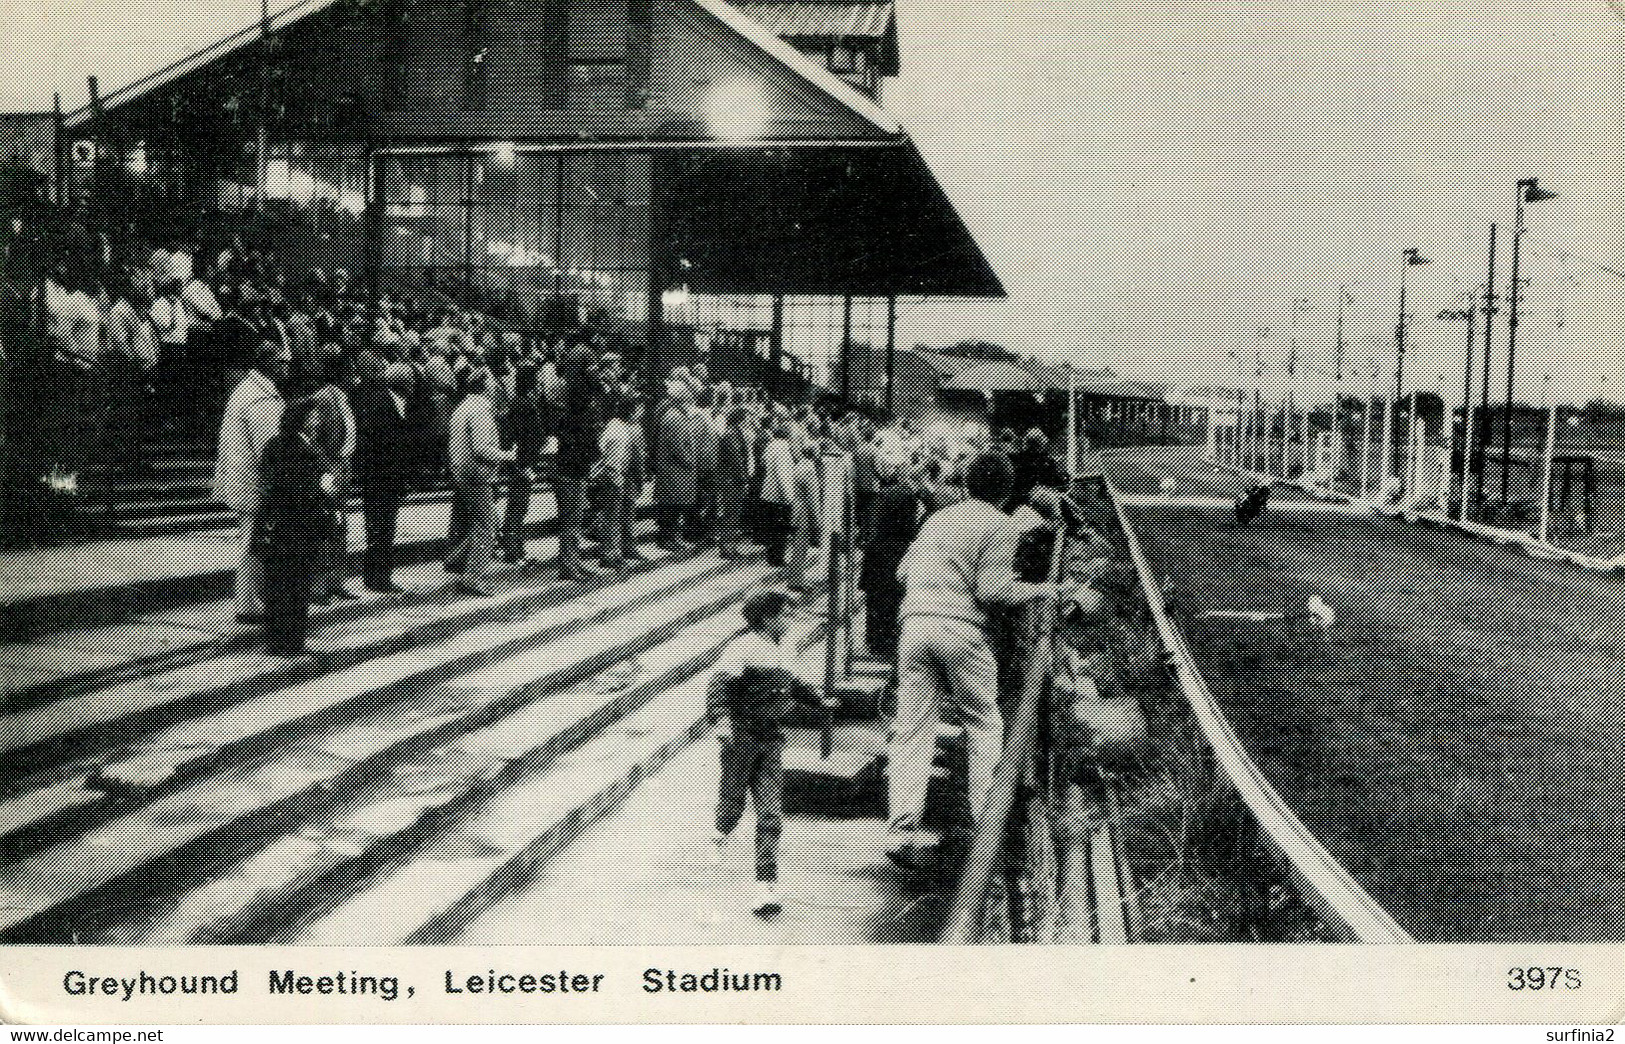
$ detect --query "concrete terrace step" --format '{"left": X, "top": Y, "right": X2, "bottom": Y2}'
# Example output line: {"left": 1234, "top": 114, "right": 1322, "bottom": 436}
{"left": 305, "top": 623, "right": 829, "bottom": 946}
{"left": 1, "top": 489, "right": 672, "bottom": 642}
{"left": 0, "top": 551, "right": 726, "bottom": 858}
{"left": 155, "top": 606, "right": 787, "bottom": 945}
{"left": 0, "top": 561, "right": 771, "bottom": 942}
{"left": 1, "top": 539, "right": 702, "bottom": 770}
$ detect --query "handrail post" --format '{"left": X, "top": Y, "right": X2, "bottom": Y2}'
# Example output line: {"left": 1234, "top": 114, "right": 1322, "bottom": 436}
{"left": 942, "top": 522, "right": 1068, "bottom": 944}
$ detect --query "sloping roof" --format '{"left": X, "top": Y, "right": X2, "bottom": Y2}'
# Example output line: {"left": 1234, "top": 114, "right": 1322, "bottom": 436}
{"left": 666, "top": 141, "right": 1005, "bottom": 297}
{"left": 690, "top": 0, "right": 899, "bottom": 136}
{"left": 909, "top": 351, "right": 1171, "bottom": 398}
{"left": 909, "top": 351, "right": 1038, "bottom": 391}
{"left": 64, "top": 0, "right": 902, "bottom": 141}
{"left": 731, "top": 2, "right": 893, "bottom": 40}
{"left": 732, "top": 2, "right": 898, "bottom": 75}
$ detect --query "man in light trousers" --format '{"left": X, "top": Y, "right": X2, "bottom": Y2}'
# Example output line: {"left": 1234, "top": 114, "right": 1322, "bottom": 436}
{"left": 445, "top": 368, "right": 515, "bottom": 596}
{"left": 886, "top": 451, "right": 1055, "bottom": 871}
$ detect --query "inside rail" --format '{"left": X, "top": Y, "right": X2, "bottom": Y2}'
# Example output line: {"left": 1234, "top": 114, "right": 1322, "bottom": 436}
{"left": 1100, "top": 476, "right": 1413, "bottom": 944}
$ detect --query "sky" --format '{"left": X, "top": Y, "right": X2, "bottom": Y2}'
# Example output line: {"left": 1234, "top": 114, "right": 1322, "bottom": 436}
{"left": 884, "top": 0, "right": 1625, "bottom": 405}
{"left": 2, "top": 0, "right": 1620, "bottom": 404}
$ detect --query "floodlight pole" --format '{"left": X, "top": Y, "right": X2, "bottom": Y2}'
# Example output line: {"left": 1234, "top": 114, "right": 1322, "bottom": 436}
{"left": 1501, "top": 178, "right": 1556, "bottom": 504}
{"left": 1332, "top": 288, "right": 1348, "bottom": 488}
{"left": 1538, "top": 374, "right": 1557, "bottom": 543}
{"left": 1440, "top": 304, "right": 1477, "bottom": 519}
{"left": 1388, "top": 249, "right": 1428, "bottom": 497}
{"left": 1473, "top": 224, "right": 1499, "bottom": 516}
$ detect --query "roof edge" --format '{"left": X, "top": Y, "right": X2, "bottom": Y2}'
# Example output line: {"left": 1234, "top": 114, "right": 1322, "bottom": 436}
{"left": 691, "top": 0, "right": 902, "bottom": 138}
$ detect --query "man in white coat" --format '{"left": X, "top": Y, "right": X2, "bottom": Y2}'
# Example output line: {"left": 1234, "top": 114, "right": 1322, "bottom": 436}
{"left": 213, "top": 338, "right": 290, "bottom": 623}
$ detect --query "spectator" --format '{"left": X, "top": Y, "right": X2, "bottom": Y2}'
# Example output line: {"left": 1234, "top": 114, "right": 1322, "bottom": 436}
{"left": 102, "top": 271, "right": 157, "bottom": 373}
{"left": 756, "top": 422, "right": 796, "bottom": 567}
{"left": 653, "top": 379, "right": 701, "bottom": 551}
{"left": 499, "top": 362, "right": 545, "bottom": 564}
{"left": 595, "top": 394, "right": 648, "bottom": 570}
{"left": 212, "top": 337, "right": 289, "bottom": 624}
{"left": 691, "top": 386, "right": 721, "bottom": 547}
{"left": 858, "top": 453, "right": 920, "bottom": 657}
{"left": 352, "top": 363, "right": 419, "bottom": 593}
{"left": 98, "top": 272, "right": 158, "bottom": 472}
{"left": 255, "top": 397, "right": 340, "bottom": 656}
{"left": 850, "top": 418, "right": 880, "bottom": 543}
{"left": 886, "top": 452, "right": 1056, "bottom": 871}
{"left": 308, "top": 348, "right": 359, "bottom": 604}
{"left": 553, "top": 342, "right": 607, "bottom": 583}
{"left": 444, "top": 367, "right": 514, "bottom": 596}
{"left": 716, "top": 407, "right": 753, "bottom": 560}
{"left": 180, "top": 263, "right": 224, "bottom": 392}
{"left": 1008, "top": 428, "right": 1067, "bottom": 510}
{"left": 783, "top": 440, "right": 822, "bottom": 593}
{"left": 149, "top": 279, "right": 189, "bottom": 421}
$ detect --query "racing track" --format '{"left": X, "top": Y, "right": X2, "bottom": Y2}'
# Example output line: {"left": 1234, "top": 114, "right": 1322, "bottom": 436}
{"left": 1111, "top": 452, "right": 1625, "bottom": 942}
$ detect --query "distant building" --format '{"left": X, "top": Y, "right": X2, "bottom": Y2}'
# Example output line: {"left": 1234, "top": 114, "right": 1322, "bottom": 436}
{"left": 732, "top": 2, "right": 898, "bottom": 100}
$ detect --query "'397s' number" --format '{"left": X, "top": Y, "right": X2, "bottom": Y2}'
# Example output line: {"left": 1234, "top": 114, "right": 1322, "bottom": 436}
{"left": 1509, "top": 967, "right": 1582, "bottom": 990}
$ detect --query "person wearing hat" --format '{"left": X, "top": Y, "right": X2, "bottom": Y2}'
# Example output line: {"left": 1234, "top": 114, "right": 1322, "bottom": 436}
{"left": 1007, "top": 427, "right": 1067, "bottom": 511}
{"left": 653, "top": 379, "right": 702, "bottom": 551}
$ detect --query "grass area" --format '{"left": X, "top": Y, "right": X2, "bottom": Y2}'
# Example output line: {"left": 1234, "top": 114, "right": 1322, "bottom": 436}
{"left": 1126, "top": 494, "right": 1625, "bottom": 942}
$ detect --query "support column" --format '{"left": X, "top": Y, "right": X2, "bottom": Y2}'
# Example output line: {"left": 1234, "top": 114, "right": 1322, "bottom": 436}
{"left": 52, "top": 94, "right": 65, "bottom": 206}
{"left": 769, "top": 293, "right": 784, "bottom": 400}
{"left": 840, "top": 293, "right": 853, "bottom": 402}
{"left": 363, "top": 147, "right": 382, "bottom": 311}
{"left": 645, "top": 151, "right": 670, "bottom": 382}
{"left": 884, "top": 295, "right": 896, "bottom": 414}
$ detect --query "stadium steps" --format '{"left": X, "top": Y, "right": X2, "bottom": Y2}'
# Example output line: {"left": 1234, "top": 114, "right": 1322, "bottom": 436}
{"left": 0, "top": 554, "right": 774, "bottom": 943}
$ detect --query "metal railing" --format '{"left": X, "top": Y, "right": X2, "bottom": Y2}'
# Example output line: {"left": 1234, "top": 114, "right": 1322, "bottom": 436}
{"left": 1100, "top": 474, "right": 1413, "bottom": 944}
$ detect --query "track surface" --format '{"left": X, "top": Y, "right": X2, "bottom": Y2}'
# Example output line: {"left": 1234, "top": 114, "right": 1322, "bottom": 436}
{"left": 1118, "top": 458, "right": 1625, "bottom": 942}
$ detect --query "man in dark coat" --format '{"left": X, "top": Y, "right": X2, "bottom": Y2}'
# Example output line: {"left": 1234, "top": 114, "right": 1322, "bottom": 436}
{"left": 552, "top": 341, "right": 606, "bottom": 582}
{"left": 653, "top": 382, "right": 701, "bottom": 550}
{"left": 715, "top": 408, "right": 753, "bottom": 559}
{"left": 352, "top": 363, "right": 419, "bottom": 593}
{"left": 1007, "top": 428, "right": 1068, "bottom": 511}
{"left": 257, "top": 398, "right": 338, "bottom": 655}
{"left": 499, "top": 362, "right": 545, "bottom": 563}
{"left": 858, "top": 454, "right": 920, "bottom": 656}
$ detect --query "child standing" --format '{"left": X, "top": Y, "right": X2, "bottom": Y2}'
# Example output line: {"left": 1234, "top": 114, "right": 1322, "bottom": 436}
{"left": 707, "top": 589, "right": 835, "bottom": 915}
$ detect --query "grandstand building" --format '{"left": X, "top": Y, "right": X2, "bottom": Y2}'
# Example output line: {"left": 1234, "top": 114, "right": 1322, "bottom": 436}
{"left": 16, "top": 0, "right": 1000, "bottom": 385}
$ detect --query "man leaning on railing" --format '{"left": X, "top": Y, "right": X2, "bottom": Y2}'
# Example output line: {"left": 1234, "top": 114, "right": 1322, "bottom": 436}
{"left": 886, "top": 451, "right": 1087, "bottom": 873}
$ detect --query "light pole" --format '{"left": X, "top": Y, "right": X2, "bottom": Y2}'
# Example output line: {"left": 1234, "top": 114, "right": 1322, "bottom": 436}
{"left": 1332, "top": 288, "right": 1350, "bottom": 488}
{"left": 1499, "top": 177, "right": 1557, "bottom": 505}
{"left": 1473, "top": 224, "right": 1499, "bottom": 516}
{"left": 1383, "top": 248, "right": 1430, "bottom": 496}
{"left": 1249, "top": 334, "right": 1267, "bottom": 473}
{"left": 1440, "top": 302, "right": 1477, "bottom": 519}
{"left": 1287, "top": 297, "right": 1309, "bottom": 478}
{"left": 1362, "top": 360, "right": 1381, "bottom": 498}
